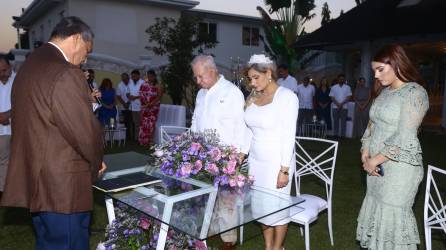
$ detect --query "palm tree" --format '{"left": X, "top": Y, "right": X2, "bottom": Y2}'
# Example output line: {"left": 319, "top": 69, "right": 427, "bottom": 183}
{"left": 257, "top": 0, "right": 316, "bottom": 69}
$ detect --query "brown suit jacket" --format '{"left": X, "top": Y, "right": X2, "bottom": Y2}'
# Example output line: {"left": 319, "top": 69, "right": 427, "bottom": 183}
{"left": 0, "top": 43, "right": 104, "bottom": 213}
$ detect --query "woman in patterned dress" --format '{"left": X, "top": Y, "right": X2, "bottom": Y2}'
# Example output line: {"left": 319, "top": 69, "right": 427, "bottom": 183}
{"left": 357, "top": 44, "right": 429, "bottom": 250}
{"left": 138, "top": 70, "right": 162, "bottom": 145}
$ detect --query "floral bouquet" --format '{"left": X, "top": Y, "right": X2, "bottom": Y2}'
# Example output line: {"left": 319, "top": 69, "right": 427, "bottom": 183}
{"left": 151, "top": 129, "right": 254, "bottom": 188}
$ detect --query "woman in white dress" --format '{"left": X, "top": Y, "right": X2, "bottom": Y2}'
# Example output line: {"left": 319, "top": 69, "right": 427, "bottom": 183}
{"left": 241, "top": 54, "right": 299, "bottom": 250}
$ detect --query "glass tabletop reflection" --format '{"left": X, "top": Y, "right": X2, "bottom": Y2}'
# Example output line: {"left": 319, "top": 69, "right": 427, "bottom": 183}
{"left": 105, "top": 170, "right": 304, "bottom": 240}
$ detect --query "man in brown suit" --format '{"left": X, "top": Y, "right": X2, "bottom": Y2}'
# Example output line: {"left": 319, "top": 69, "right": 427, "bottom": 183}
{"left": 0, "top": 16, "right": 105, "bottom": 250}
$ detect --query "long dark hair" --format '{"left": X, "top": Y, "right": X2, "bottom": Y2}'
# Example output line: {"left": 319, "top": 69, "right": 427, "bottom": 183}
{"left": 373, "top": 44, "right": 423, "bottom": 85}
{"left": 100, "top": 78, "right": 113, "bottom": 91}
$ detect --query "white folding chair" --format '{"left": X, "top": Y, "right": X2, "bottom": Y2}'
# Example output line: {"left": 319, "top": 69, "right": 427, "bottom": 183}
{"left": 159, "top": 125, "right": 190, "bottom": 145}
{"left": 424, "top": 165, "right": 446, "bottom": 250}
{"left": 290, "top": 136, "right": 338, "bottom": 250}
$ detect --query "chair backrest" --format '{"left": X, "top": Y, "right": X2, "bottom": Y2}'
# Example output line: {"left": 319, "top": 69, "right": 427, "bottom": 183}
{"left": 424, "top": 165, "right": 446, "bottom": 233}
{"left": 160, "top": 125, "right": 190, "bottom": 145}
{"left": 294, "top": 137, "right": 338, "bottom": 202}
{"left": 156, "top": 104, "right": 186, "bottom": 127}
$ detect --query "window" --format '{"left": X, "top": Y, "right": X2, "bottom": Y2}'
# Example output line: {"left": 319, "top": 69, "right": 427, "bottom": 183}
{"left": 198, "top": 22, "right": 217, "bottom": 42}
{"left": 242, "top": 26, "right": 260, "bottom": 46}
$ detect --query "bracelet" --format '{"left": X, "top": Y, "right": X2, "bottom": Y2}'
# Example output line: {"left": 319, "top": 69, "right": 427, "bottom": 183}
{"left": 279, "top": 169, "right": 289, "bottom": 175}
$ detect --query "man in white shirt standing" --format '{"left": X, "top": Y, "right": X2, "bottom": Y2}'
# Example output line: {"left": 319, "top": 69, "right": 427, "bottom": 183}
{"left": 296, "top": 76, "right": 316, "bottom": 134}
{"left": 277, "top": 64, "right": 298, "bottom": 93}
{"left": 0, "top": 54, "right": 14, "bottom": 193}
{"left": 116, "top": 72, "right": 132, "bottom": 139}
{"left": 127, "top": 69, "right": 144, "bottom": 141}
{"left": 329, "top": 74, "right": 352, "bottom": 137}
{"left": 191, "top": 55, "right": 245, "bottom": 249}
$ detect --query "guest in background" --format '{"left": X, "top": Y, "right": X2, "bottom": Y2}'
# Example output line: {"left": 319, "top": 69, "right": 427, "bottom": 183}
{"left": 138, "top": 70, "right": 162, "bottom": 145}
{"left": 296, "top": 76, "right": 315, "bottom": 134}
{"left": 0, "top": 54, "right": 15, "bottom": 194}
{"left": 116, "top": 72, "right": 132, "bottom": 138}
{"left": 87, "top": 68, "right": 97, "bottom": 89}
{"left": 277, "top": 64, "right": 298, "bottom": 93}
{"left": 97, "top": 78, "right": 117, "bottom": 126}
{"left": 329, "top": 74, "right": 352, "bottom": 137}
{"left": 242, "top": 54, "right": 298, "bottom": 250}
{"left": 0, "top": 16, "right": 105, "bottom": 250}
{"left": 315, "top": 77, "right": 332, "bottom": 130}
{"left": 357, "top": 44, "right": 429, "bottom": 250}
{"left": 353, "top": 77, "right": 371, "bottom": 138}
{"left": 127, "top": 69, "right": 144, "bottom": 140}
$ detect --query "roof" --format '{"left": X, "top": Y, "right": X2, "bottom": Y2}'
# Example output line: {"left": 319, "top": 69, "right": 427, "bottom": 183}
{"left": 294, "top": 0, "right": 446, "bottom": 49}
{"left": 13, "top": 0, "right": 199, "bottom": 28}
{"left": 185, "top": 9, "right": 263, "bottom": 24}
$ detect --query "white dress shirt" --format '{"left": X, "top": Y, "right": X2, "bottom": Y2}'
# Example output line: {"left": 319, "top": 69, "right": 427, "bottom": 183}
{"left": 329, "top": 83, "right": 352, "bottom": 109}
{"left": 296, "top": 84, "right": 315, "bottom": 109}
{"left": 277, "top": 75, "right": 298, "bottom": 93}
{"left": 116, "top": 81, "right": 130, "bottom": 109}
{"left": 191, "top": 75, "right": 246, "bottom": 150}
{"left": 128, "top": 79, "right": 144, "bottom": 111}
{"left": 0, "top": 71, "right": 15, "bottom": 135}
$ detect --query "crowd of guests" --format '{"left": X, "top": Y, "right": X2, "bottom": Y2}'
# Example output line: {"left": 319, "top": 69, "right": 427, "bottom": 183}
{"left": 277, "top": 69, "right": 375, "bottom": 138}
{"left": 85, "top": 68, "right": 163, "bottom": 146}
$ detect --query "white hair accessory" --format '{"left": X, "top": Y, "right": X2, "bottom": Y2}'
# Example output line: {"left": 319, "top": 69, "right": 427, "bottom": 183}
{"left": 247, "top": 54, "right": 273, "bottom": 65}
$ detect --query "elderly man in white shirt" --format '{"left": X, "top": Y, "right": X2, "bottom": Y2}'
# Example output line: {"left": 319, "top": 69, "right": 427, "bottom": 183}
{"left": 0, "top": 54, "right": 15, "bottom": 192}
{"left": 127, "top": 69, "right": 144, "bottom": 141}
{"left": 277, "top": 64, "right": 298, "bottom": 93}
{"left": 191, "top": 55, "right": 245, "bottom": 248}
{"left": 329, "top": 74, "right": 352, "bottom": 137}
{"left": 296, "top": 76, "right": 316, "bottom": 134}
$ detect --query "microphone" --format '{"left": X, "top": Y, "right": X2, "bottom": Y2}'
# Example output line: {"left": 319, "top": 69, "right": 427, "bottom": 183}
{"left": 88, "top": 81, "right": 102, "bottom": 105}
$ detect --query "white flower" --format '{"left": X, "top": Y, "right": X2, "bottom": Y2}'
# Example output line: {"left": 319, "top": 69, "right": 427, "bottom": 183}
{"left": 96, "top": 243, "right": 106, "bottom": 250}
{"left": 154, "top": 150, "right": 164, "bottom": 157}
{"left": 248, "top": 54, "right": 273, "bottom": 65}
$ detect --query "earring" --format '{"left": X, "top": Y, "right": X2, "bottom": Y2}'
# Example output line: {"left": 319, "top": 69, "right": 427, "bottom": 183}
{"left": 268, "top": 78, "right": 272, "bottom": 83}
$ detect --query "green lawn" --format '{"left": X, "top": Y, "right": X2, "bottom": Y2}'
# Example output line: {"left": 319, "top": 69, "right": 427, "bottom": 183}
{"left": 1, "top": 132, "right": 445, "bottom": 250}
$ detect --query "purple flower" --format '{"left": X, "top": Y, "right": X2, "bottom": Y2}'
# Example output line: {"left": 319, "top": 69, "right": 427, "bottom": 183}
{"left": 188, "top": 142, "right": 202, "bottom": 155}
{"left": 179, "top": 162, "right": 193, "bottom": 177}
{"left": 193, "top": 160, "right": 203, "bottom": 173}
{"left": 219, "top": 175, "right": 229, "bottom": 185}
{"left": 182, "top": 151, "right": 190, "bottom": 161}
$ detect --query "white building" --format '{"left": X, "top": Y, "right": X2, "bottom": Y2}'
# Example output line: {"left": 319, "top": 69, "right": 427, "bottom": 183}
{"left": 12, "top": 0, "right": 265, "bottom": 78}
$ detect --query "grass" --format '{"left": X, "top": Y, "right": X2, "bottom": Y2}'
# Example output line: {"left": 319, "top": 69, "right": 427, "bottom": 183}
{"left": 1, "top": 132, "right": 445, "bottom": 250}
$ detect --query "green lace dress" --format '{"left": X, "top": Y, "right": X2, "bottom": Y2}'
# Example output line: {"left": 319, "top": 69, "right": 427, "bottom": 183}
{"left": 356, "top": 82, "right": 429, "bottom": 250}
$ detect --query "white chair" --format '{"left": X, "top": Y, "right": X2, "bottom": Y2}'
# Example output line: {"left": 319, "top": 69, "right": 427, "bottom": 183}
{"left": 424, "top": 165, "right": 446, "bottom": 250}
{"left": 290, "top": 137, "right": 338, "bottom": 250}
{"left": 154, "top": 104, "right": 187, "bottom": 144}
{"left": 159, "top": 125, "right": 190, "bottom": 145}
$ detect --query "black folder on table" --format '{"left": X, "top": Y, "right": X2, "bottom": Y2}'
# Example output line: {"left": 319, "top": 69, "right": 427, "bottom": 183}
{"left": 93, "top": 172, "right": 162, "bottom": 193}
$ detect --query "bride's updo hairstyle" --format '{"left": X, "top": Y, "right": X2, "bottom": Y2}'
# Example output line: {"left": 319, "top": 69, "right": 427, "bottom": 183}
{"left": 244, "top": 54, "right": 278, "bottom": 81}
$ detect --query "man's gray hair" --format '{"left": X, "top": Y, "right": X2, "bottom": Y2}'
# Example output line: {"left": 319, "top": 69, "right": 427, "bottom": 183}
{"left": 50, "top": 16, "right": 94, "bottom": 43}
{"left": 191, "top": 55, "right": 218, "bottom": 71}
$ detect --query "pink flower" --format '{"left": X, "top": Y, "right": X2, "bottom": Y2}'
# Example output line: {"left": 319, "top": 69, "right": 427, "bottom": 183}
{"left": 236, "top": 174, "right": 246, "bottom": 188}
{"left": 209, "top": 147, "right": 222, "bottom": 161}
{"left": 229, "top": 178, "right": 237, "bottom": 187}
{"left": 206, "top": 163, "right": 219, "bottom": 175}
{"left": 223, "top": 160, "right": 237, "bottom": 175}
{"left": 248, "top": 175, "right": 255, "bottom": 184}
{"left": 194, "top": 240, "right": 207, "bottom": 250}
{"left": 194, "top": 160, "right": 203, "bottom": 171}
{"left": 139, "top": 217, "right": 151, "bottom": 230}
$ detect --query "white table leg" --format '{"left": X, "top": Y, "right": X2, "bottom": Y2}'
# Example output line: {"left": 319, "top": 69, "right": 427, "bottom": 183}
{"left": 156, "top": 201, "right": 173, "bottom": 250}
{"left": 105, "top": 197, "right": 116, "bottom": 225}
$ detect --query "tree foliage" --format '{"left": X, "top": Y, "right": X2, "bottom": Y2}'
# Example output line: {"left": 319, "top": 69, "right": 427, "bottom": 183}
{"left": 146, "top": 15, "right": 216, "bottom": 107}
{"left": 321, "top": 2, "right": 331, "bottom": 26}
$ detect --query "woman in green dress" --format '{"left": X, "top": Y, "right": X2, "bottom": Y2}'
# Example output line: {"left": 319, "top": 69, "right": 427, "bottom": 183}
{"left": 356, "top": 44, "right": 429, "bottom": 250}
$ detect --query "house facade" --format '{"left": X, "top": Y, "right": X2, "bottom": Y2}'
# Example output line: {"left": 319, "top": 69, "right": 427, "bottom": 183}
{"left": 12, "top": 0, "right": 264, "bottom": 80}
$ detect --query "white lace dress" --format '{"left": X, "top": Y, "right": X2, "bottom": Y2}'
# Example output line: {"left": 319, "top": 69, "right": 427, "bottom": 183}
{"left": 357, "top": 82, "right": 429, "bottom": 250}
{"left": 243, "top": 86, "right": 299, "bottom": 226}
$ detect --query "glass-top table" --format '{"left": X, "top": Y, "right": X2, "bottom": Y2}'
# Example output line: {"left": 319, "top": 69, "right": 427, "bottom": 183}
{"left": 101, "top": 161, "right": 304, "bottom": 249}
